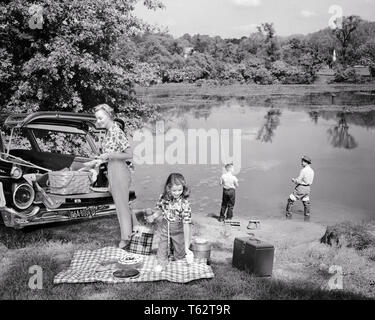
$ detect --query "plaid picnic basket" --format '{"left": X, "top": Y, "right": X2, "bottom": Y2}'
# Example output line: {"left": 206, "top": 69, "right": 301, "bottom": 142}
{"left": 127, "top": 232, "right": 154, "bottom": 255}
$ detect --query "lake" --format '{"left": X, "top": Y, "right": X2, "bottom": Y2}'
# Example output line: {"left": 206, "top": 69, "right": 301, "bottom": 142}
{"left": 132, "top": 92, "right": 375, "bottom": 225}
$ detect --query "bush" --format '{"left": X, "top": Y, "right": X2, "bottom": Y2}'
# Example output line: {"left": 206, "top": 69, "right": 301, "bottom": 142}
{"left": 332, "top": 65, "right": 370, "bottom": 83}
{"left": 132, "top": 62, "right": 161, "bottom": 86}
{"left": 213, "top": 63, "right": 244, "bottom": 82}
{"left": 321, "top": 221, "right": 375, "bottom": 250}
{"left": 270, "top": 60, "right": 315, "bottom": 84}
{"left": 163, "top": 65, "right": 207, "bottom": 83}
{"left": 244, "top": 65, "right": 275, "bottom": 84}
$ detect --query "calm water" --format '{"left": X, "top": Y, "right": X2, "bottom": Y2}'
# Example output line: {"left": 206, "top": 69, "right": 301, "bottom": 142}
{"left": 132, "top": 100, "right": 375, "bottom": 225}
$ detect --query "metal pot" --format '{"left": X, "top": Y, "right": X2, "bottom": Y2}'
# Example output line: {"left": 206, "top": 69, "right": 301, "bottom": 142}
{"left": 189, "top": 239, "right": 211, "bottom": 260}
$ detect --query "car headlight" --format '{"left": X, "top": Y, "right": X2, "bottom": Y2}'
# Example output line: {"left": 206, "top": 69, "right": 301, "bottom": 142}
{"left": 11, "top": 166, "right": 23, "bottom": 179}
{"left": 12, "top": 183, "right": 35, "bottom": 210}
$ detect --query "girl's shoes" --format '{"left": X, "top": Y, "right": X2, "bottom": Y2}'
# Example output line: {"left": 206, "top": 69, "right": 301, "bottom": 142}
{"left": 186, "top": 250, "right": 194, "bottom": 264}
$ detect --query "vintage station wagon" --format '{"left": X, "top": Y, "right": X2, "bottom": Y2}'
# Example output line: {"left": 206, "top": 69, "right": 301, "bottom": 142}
{"left": 0, "top": 112, "right": 136, "bottom": 229}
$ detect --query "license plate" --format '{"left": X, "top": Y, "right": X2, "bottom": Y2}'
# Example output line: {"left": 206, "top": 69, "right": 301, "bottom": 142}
{"left": 69, "top": 206, "right": 98, "bottom": 219}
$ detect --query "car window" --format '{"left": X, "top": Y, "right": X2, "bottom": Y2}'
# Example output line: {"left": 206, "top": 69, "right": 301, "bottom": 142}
{"left": 2, "top": 128, "right": 32, "bottom": 151}
{"left": 32, "top": 129, "right": 95, "bottom": 158}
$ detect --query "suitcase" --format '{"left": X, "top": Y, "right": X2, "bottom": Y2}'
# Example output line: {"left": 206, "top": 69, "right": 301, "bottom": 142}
{"left": 232, "top": 237, "right": 274, "bottom": 277}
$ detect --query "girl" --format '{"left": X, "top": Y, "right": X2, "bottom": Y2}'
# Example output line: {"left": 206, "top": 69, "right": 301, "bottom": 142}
{"left": 153, "top": 173, "right": 193, "bottom": 272}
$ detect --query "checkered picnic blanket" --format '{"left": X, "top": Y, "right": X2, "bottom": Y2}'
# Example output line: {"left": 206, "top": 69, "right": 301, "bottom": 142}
{"left": 53, "top": 247, "right": 214, "bottom": 284}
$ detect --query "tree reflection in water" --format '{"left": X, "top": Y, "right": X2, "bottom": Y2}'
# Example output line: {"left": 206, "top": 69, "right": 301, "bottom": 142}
{"left": 308, "top": 111, "right": 320, "bottom": 124}
{"left": 256, "top": 108, "right": 282, "bottom": 143}
{"left": 327, "top": 112, "right": 358, "bottom": 149}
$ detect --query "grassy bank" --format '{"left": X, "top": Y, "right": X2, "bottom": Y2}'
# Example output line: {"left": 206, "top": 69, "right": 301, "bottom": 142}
{"left": 0, "top": 215, "right": 374, "bottom": 300}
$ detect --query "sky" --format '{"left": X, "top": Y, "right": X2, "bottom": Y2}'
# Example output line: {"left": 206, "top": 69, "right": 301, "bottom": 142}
{"left": 134, "top": 0, "right": 375, "bottom": 38}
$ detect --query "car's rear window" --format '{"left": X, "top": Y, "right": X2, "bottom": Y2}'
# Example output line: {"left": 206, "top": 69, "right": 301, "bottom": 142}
{"left": 32, "top": 129, "right": 95, "bottom": 158}
{"left": 2, "top": 128, "right": 32, "bottom": 151}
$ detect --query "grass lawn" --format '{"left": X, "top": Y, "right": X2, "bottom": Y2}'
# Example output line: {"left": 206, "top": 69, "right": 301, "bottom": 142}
{"left": 1, "top": 215, "right": 374, "bottom": 300}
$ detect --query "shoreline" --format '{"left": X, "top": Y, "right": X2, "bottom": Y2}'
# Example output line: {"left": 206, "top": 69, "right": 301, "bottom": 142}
{"left": 136, "top": 82, "right": 375, "bottom": 97}
{"left": 136, "top": 82, "right": 375, "bottom": 110}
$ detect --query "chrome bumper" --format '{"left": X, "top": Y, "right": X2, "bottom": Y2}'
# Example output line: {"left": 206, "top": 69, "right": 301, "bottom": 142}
{"left": 0, "top": 203, "right": 117, "bottom": 229}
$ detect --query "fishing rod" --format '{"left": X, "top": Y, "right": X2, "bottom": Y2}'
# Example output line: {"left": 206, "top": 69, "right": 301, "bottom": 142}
{"left": 0, "top": 152, "right": 51, "bottom": 172}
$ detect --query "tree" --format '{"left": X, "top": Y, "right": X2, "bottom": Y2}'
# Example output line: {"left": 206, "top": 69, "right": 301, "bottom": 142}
{"left": 280, "top": 39, "right": 324, "bottom": 82}
{"left": 191, "top": 34, "right": 211, "bottom": 53}
{"left": 332, "top": 15, "right": 362, "bottom": 66}
{"left": 257, "top": 108, "right": 282, "bottom": 143}
{"left": 327, "top": 112, "right": 358, "bottom": 149}
{"left": 0, "top": 0, "right": 163, "bottom": 127}
{"left": 358, "top": 38, "right": 375, "bottom": 76}
{"left": 257, "top": 23, "right": 280, "bottom": 65}
{"left": 307, "top": 29, "right": 337, "bottom": 67}
{"left": 237, "top": 32, "right": 263, "bottom": 61}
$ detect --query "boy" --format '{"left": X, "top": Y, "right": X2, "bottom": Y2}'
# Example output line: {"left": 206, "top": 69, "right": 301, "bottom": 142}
{"left": 219, "top": 163, "right": 239, "bottom": 222}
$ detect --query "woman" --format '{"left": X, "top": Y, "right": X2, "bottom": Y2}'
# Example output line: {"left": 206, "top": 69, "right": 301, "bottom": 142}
{"left": 92, "top": 104, "right": 137, "bottom": 249}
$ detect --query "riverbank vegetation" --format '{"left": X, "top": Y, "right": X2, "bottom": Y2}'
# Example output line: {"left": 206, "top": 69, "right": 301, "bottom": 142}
{"left": 131, "top": 16, "right": 375, "bottom": 85}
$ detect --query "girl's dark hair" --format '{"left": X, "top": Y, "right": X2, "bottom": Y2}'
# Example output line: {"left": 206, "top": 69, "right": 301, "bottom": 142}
{"left": 162, "top": 173, "right": 190, "bottom": 200}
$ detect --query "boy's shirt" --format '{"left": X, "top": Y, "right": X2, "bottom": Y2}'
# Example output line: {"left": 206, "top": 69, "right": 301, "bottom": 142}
{"left": 220, "top": 172, "right": 239, "bottom": 189}
{"left": 156, "top": 194, "right": 191, "bottom": 222}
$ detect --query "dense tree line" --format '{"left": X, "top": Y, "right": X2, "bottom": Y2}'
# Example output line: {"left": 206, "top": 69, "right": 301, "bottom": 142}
{"left": 130, "top": 17, "right": 375, "bottom": 85}
{"left": 1, "top": 0, "right": 374, "bottom": 121}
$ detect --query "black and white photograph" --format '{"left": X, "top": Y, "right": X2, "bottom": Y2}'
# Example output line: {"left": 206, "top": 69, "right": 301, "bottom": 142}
{"left": 1, "top": 0, "right": 375, "bottom": 308}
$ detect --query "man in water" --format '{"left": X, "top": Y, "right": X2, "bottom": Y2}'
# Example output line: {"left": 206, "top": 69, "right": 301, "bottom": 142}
{"left": 286, "top": 155, "right": 315, "bottom": 221}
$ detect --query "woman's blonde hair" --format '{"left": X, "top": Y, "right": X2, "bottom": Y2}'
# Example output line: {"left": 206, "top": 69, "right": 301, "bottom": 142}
{"left": 94, "top": 104, "right": 116, "bottom": 120}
